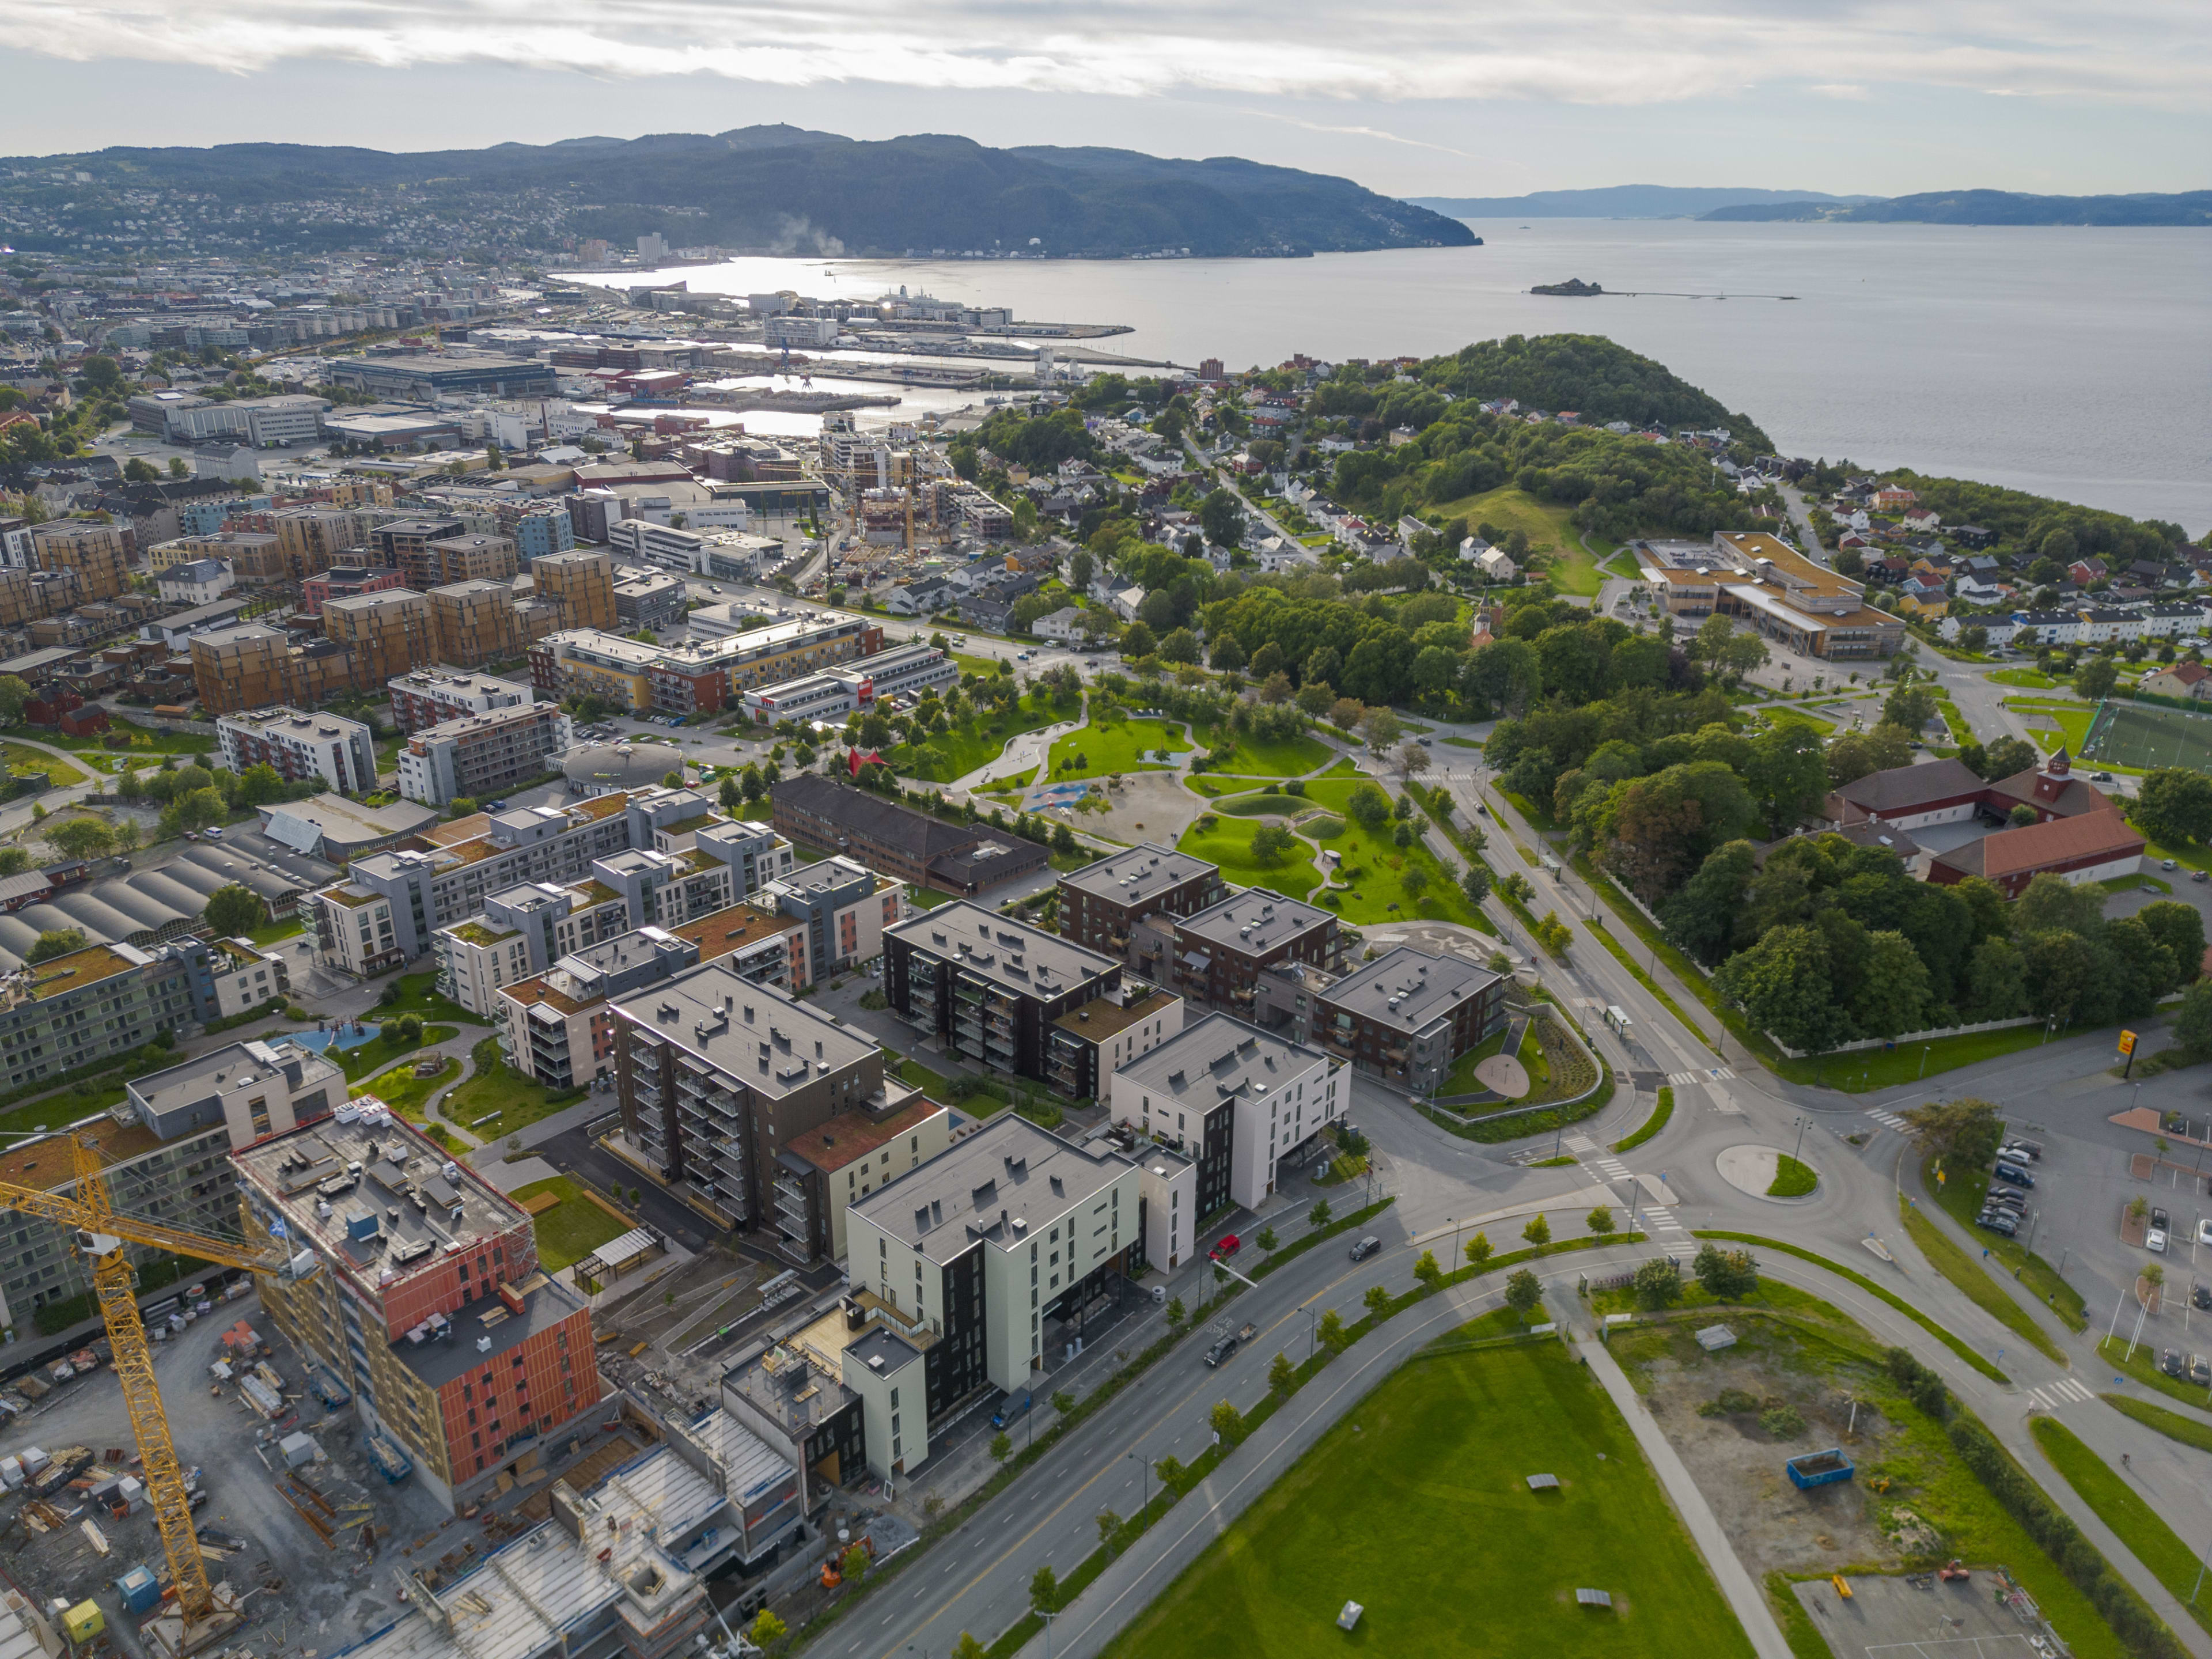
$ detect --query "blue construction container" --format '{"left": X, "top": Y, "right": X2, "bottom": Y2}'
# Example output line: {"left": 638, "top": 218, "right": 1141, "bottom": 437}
{"left": 365, "top": 1433, "right": 414, "bottom": 1484}
{"left": 1786, "top": 1449, "right": 1854, "bottom": 1490}
{"left": 115, "top": 1566, "right": 160, "bottom": 1615}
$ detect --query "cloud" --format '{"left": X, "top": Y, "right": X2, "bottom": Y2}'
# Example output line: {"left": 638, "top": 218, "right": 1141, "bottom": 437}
{"left": 0, "top": 0, "right": 2200, "bottom": 112}
{"left": 1229, "top": 108, "right": 1488, "bottom": 160}
{"left": 1808, "top": 83, "right": 1872, "bottom": 100}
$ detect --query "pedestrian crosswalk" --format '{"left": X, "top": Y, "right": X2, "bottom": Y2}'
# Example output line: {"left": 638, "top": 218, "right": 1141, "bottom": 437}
{"left": 1643, "top": 1206, "right": 1688, "bottom": 1236}
{"left": 1564, "top": 1135, "right": 1600, "bottom": 1154}
{"left": 1667, "top": 1068, "right": 1736, "bottom": 1087}
{"left": 2022, "top": 1378, "right": 2096, "bottom": 1410}
{"left": 1867, "top": 1108, "right": 1912, "bottom": 1132}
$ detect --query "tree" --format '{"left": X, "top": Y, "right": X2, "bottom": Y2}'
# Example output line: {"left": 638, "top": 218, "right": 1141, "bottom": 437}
{"left": 448, "top": 796, "right": 480, "bottom": 819}
{"left": 1317, "top": 1309, "right": 1348, "bottom": 1353}
{"left": 1744, "top": 722, "right": 1828, "bottom": 835}
{"left": 1165, "top": 1296, "right": 1185, "bottom": 1332}
{"left": 123, "top": 456, "right": 160, "bottom": 483}
{"left": 1586, "top": 1205, "right": 1616, "bottom": 1237}
{"left": 1897, "top": 1097, "right": 2005, "bottom": 1167}
{"left": 1209, "top": 633, "right": 1247, "bottom": 673}
{"left": 1247, "top": 824, "right": 1296, "bottom": 867}
{"left": 1693, "top": 1243, "right": 1759, "bottom": 1298}
{"left": 1122, "top": 621, "right": 1157, "bottom": 658}
{"left": 45, "top": 816, "right": 113, "bottom": 861}
{"left": 1977, "top": 734, "right": 2038, "bottom": 780}
{"left": 1521, "top": 1213, "right": 1551, "bottom": 1247}
{"left": 0, "top": 675, "right": 30, "bottom": 727}
{"left": 166, "top": 457, "right": 188, "bottom": 479}
{"left": 1503, "top": 1268, "right": 1542, "bottom": 1314}
{"left": 25, "top": 928, "right": 86, "bottom": 964}
{"left": 1158, "top": 627, "right": 1200, "bottom": 664}
{"left": 1400, "top": 865, "right": 1431, "bottom": 903}
{"left": 989, "top": 1431, "right": 1013, "bottom": 1464}
{"left": 2073, "top": 655, "right": 2119, "bottom": 700}
{"left": 2133, "top": 768, "right": 2212, "bottom": 847}
{"left": 1414, "top": 1248, "right": 1442, "bottom": 1287}
{"left": 1255, "top": 1225, "right": 1278, "bottom": 1253}
{"left": 748, "top": 1610, "right": 787, "bottom": 1647}
{"left": 1399, "top": 740, "right": 1430, "bottom": 775}
{"left": 1051, "top": 821, "right": 1078, "bottom": 855}
{"left": 1029, "top": 1565, "right": 1059, "bottom": 1614}
{"left": 1633, "top": 1257, "right": 1683, "bottom": 1309}
{"left": 719, "top": 774, "right": 743, "bottom": 812}
{"left": 1051, "top": 1389, "right": 1075, "bottom": 1416}
{"left": 1209, "top": 1398, "right": 1244, "bottom": 1444}
{"left": 2173, "top": 978, "right": 2212, "bottom": 1054}
{"left": 1199, "top": 487, "right": 1245, "bottom": 550}
{"left": 1346, "top": 782, "right": 1392, "bottom": 830}
{"left": 1069, "top": 549, "right": 1095, "bottom": 592}
{"left": 1851, "top": 929, "right": 1931, "bottom": 1040}
{"left": 204, "top": 883, "right": 264, "bottom": 937}
{"left": 2006, "top": 803, "right": 2039, "bottom": 828}
{"left": 1363, "top": 1283, "right": 1392, "bottom": 1319}
{"left": 1459, "top": 863, "right": 1493, "bottom": 906}
{"left": 1268, "top": 1351, "right": 1296, "bottom": 1393}
{"left": 1096, "top": 1509, "right": 1122, "bottom": 1553}
{"left": 1464, "top": 1231, "right": 1493, "bottom": 1268}
{"left": 1309, "top": 1198, "right": 1332, "bottom": 1228}
{"left": 2141, "top": 900, "right": 2209, "bottom": 985}
{"left": 1713, "top": 923, "right": 1848, "bottom": 1054}
{"left": 1692, "top": 613, "right": 1736, "bottom": 675}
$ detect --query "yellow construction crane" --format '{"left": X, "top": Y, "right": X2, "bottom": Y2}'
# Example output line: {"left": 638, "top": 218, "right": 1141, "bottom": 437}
{"left": 1, "top": 1128, "right": 293, "bottom": 1657}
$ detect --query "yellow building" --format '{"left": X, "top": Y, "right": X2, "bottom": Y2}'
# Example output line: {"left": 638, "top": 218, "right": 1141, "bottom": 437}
{"left": 28, "top": 522, "right": 128, "bottom": 600}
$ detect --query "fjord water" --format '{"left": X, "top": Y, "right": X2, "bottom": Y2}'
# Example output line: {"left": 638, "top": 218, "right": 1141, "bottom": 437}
{"left": 625, "top": 218, "right": 2212, "bottom": 531}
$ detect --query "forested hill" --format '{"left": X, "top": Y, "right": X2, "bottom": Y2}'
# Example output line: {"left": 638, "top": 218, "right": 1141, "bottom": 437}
{"left": 1421, "top": 336, "right": 1766, "bottom": 442}
{"left": 0, "top": 127, "right": 1476, "bottom": 259}
{"left": 1699, "top": 190, "right": 2212, "bottom": 226}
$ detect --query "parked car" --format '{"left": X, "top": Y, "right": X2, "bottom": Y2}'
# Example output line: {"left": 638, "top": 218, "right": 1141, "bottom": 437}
{"left": 2094, "top": 771, "right": 2115, "bottom": 781}
{"left": 1349, "top": 1236, "right": 1381, "bottom": 1262}
{"left": 2191, "top": 1355, "right": 2210, "bottom": 1387}
{"left": 2195, "top": 870, "right": 2209, "bottom": 885}
{"left": 204, "top": 827, "right": 223, "bottom": 840}
{"left": 2162, "top": 1348, "right": 2186, "bottom": 1377}
{"left": 2197, "top": 1219, "right": 2212, "bottom": 1248}
{"left": 2164, "top": 858, "right": 2180, "bottom": 871}
{"left": 2149, "top": 1228, "right": 2169, "bottom": 1254}
{"left": 1976, "top": 1212, "right": 2018, "bottom": 1237}
{"left": 1993, "top": 1161, "right": 2035, "bottom": 1188}
{"left": 2001, "top": 1138, "right": 2044, "bottom": 1161}
{"left": 2154, "top": 1206, "right": 2172, "bottom": 1232}
{"left": 1209, "top": 1234, "right": 1242, "bottom": 1260}
{"left": 2195, "top": 1282, "right": 2212, "bottom": 1311}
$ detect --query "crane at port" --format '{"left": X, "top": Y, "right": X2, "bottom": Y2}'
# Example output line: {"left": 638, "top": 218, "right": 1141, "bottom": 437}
{"left": 0, "top": 1127, "right": 294, "bottom": 1656}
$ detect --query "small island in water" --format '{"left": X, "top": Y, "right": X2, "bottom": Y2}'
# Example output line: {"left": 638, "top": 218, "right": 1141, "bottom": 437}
{"left": 1530, "top": 278, "right": 1604, "bottom": 296}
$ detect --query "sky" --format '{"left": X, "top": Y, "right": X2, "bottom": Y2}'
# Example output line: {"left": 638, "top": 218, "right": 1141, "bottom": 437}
{"left": 0, "top": 0, "right": 2204, "bottom": 198}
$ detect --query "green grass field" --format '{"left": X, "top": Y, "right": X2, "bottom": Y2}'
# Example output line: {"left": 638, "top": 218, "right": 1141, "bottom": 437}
{"left": 2100, "top": 1393, "right": 2212, "bottom": 1453}
{"left": 2083, "top": 698, "right": 2212, "bottom": 773}
{"left": 1760, "top": 706, "right": 1835, "bottom": 733}
{"left": 354, "top": 1054, "right": 460, "bottom": 1118}
{"left": 890, "top": 692, "right": 1072, "bottom": 783}
{"left": 1048, "top": 717, "right": 1190, "bottom": 780}
{"left": 1176, "top": 811, "right": 1323, "bottom": 897}
{"left": 1988, "top": 668, "right": 2062, "bottom": 690}
{"left": 2004, "top": 698, "right": 2095, "bottom": 756}
{"left": 442, "top": 1037, "right": 589, "bottom": 1140}
{"left": 334, "top": 1022, "right": 459, "bottom": 1083}
{"left": 1925, "top": 1155, "right": 2087, "bottom": 1331}
{"left": 1214, "top": 790, "right": 1308, "bottom": 816}
{"left": 2, "top": 742, "right": 85, "bottom": 785}
{"left": 1299, "top": 775, "right": 1491, "bottom": 930}
{"left": 1899, "top": 1195, "right": 2066, "bottom": 1364}
{"left": 1104, "top": 1336, "right": 1755, "bottom": 1659}
{"left": 2033, "top": 1417, "right": 2212, "bottom": 1639}
{"left": 510, "top": 1176, "right": 630, "bottom": 1273}
{"left": 2096, "top": 1335, "right": 2212, "bottom": 1408}
{"left": 1188, "top": 722, "right": 1335, "bottom": 778}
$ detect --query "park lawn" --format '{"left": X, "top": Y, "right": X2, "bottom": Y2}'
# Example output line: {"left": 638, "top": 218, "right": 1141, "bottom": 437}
{"left": 247, "top": 916, "right": 305, "bottom": 947}
{"left": 1214, "top": 790, "right": 1309, "bottom": 817}
{"left": 1439, "top": 1027, "right": 1508, "bottom": 1095}
{"left": 1925, "top": 1154, "right": 2088, "bottom": 1331}
{"left": 1988, "top": 668, "right": 2062, "bottom": 689}
{"left": 1899, "top": 1195, "right": 2066, "bottom": 1364}
{"left": 1424, "top": 483, "right": 1580, "bottom": 558}
{"left": 510, "top": 1176, "right": 630, "bottom": 1273}
{"left": 1189, "top": 723, "right": 1336, "bottom": 778}
{"left": 2032, "top": 1418, "right": 2212, "bottom": 1640}
{"left": 1104, "top": 1336, "right": 1755, "bottom": 1659}
{"left": 1176, "top": 810, "right": 1322, "bottom": 897}
{"left": 1761, "top": 706, "right": 1835, "bottom": 733}
{"left": 353, "top": 1054, "right": 460, "bottom": 1118}
{"left": 383, "top": 969, "right": 491, "bottom": 1028}
{"left": 3, "top": 743, "right": 86, "bottom": 785}
{"left": 1441, "top": 736, "right": 1483, "bottom": 750}
{"left": 442, "top": 1037, "right": 589, "bottom": 1140}
{"left": 1048, "top": 717, "right": 1189, "bottom": 780}
{"left": 335, "top": 1023, "right": 458, "bottom": 1084}
{"left": 1299, "top": 775, "right": 1491, "bottom": 931}
{"left": 2099, "top": 1394, "right": 2212, "bottom": 1453}
{"left": 2003, "top": 698, "right": 2094, "bottom": 753}
{"left": 890, "top": 692, "right": 1072, "bottom": 783}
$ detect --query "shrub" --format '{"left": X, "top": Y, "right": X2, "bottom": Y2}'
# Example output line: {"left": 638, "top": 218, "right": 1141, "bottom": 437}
{"left": 1633, "top": 1257, "right": 1682, "bottom": 1309}
{"left": 1698, "top": 1388, "right": 1762, "bottom": 1418}
{"left": 1693, "top": 1242, "right": 1759, "bottom": 1299}
{"left": 1760, "top": 1404, "right": 1806, "bottom": 1439}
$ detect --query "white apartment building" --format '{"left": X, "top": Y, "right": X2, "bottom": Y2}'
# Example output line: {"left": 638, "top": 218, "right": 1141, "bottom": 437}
{"left": 157, "top": 557, "right": 236, "bottom": 605}
{"left": 388, "top": 668, "right": 534, "bottom": 732}
{"left": 217, "top": 706, "right": 378, "bottom": 796}
{"left": 195, "top": 936, "right": 292, "bottom": 1021}
{"left": 397, "top": 703, "right": 574, "bottom": 808}
{"left": 1109, "top": 1015, "right": 1343, "bottom": 1220}
{"left": 431, "top": 880, "right": 631, "bottom": 1017}
{"left": 845, "top": 1115, "right": 1139, "bottom": 1409}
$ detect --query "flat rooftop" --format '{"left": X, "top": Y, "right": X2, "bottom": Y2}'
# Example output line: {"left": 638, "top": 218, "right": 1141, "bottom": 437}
{"left": 392, "top": 1271, "right": 584, "bottom": 1391}
{"left": 849, "top": 1113, "right": 1130, "bottom": 1263}
{"left": 1059, "top": 842, "right": 1217, "bottom": 904}
{"left": 7, "top": 941, "right": 142, "bottom": 1002}
{"left": 889, "top": 900, "right": 1118, "bottom": 1002}
{"left": 1114, "top": 1012, "right": 1329, "bottom": 1105}
{"left": 612, "top": 963, "right": 885, "bottom": 1100}
{"left": 1176, "top": 888, "right": 1333, "bottom": 956}
{"left": 772, "top": 856, "right": 872, "bottom": 901}
{"left": 1319, "top": 946, "right": 1501, "bottom": 1033}
{"left": 232, "top": 1103, "right": 529, "bottom": 1289}
{"left": 1053, "top": 987, "right": 1178, "bottom": 1043}
{"left": 130, "top": 1037, "right": 342, "bottom": 1127}
{"left": 783, "top": 1096, "right": 945, "bottom": 1175}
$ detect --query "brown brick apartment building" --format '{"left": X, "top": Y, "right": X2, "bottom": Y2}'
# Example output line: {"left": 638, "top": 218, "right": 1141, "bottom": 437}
{"left": 771, "top": 775, "right": 1049, "bottom": 896}
{"left": 1058, "top": 843, "right": 1224, "bottom": 968}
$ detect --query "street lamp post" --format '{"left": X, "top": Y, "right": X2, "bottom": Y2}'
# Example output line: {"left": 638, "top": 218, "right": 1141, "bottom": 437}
{"left": 1127, "top": 1450, "right": 1150, "bottom": 1518}
{"left": 1304, "top": 1305, "right": 1319, "bottom": 1362}
{"left": 1791, "top": 1114, "right": 1809, "bottom": 1168}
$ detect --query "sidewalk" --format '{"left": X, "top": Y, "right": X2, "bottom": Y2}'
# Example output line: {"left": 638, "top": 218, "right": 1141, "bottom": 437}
{"left": 1570, "top": 1319, "right": 1793, "bottom": 1659}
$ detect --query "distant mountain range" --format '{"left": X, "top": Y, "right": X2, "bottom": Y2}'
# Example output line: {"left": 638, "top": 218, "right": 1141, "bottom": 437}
{"left": 0, "top": 127, "right": 1478, "bottom": 259}
{"left": 1698, "top": 190, "right": 2212, "bottom": 226}
{"left": 1407, "top": 183, "right": 2211, "bottom": 227}
{"left": 1404, "top": 186, "right": 1878, "bottom": 218}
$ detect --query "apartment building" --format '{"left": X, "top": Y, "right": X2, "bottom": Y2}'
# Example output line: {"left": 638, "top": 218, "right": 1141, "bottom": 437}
{"left": 613, "top": 568, "right": 689, "bottom": 631}
{"left": 434, "top": 878, "right": 635, "bottom": 1016}
{"left": 366, "top": 517, "right": 465, "bottom": 584}
{"left": 499, "top": 926, "right": 699, "bottom": 1089}
{"left": 771, "top": 776, "right": 1050, "bottom": 897}
{"left": 420, "top": 534, "right": 521, "bottom": 589}
{"left": 271, "top": 506, "right": 392, "bottom": 577}
{"left": 156, "top": 558, "right": 236, "bottom": 605}
{"left": 530, "top": 613, "right": 882, "bottom": 715}
{"left": 323, "top": 586, "right": 437, "bottom": 684}
{"left": 529, "top": 548, "right": 618, "bottom": 633}
{"left": 0, "top": 942, "right": 200, "bottom": 1093}
{"left": 738, "top": 642, "right": 957, "bottom": 725}
{"left": 1058, "top": 844, "right": 1225, "bottom": 970}
{"left": 236, "top": 1105, "right": 603, "bottom": 1512}
{"left": 301, "top": 566, "right": 404, "bottom": 615}
{"left": 1046, "top": 988, "right": 1181, "bottom": 1103}
{"left": 428, "top": 579, "right": 524, "bottom": 669}
{"left": 763, "top": 857, "right": 902, "bottom": 978}
{"left": 507, "top": 505, "right": 575, "bottom": 564}
{"left": 884, "top": 903, "right": 1123, "bottom": 1084}
{"left": 159, "top": 529, "right": 289, "bottom": 584}
{"left": 27, "top": 522, "right": 129, "bottom": 600}
{"left": 311, "top": 880, "right": 407, "bottom": 976}
{"left": 1253, "top": 946, "right": 1505, "bottom": 1095}
{"left": 166, "top": 934, "right": 291, "bottom": 1022}
{"left": 1110, "top": 1015, "right": 1343, "bottom": 1221}
{"left": 397, "top": 702, "right": 574, "bottom": 808}
{"left": 388, "top": 668, "right": 533, "bottom": 732}
{"left": 217, "top": 706, "right": 378, "bottom": 796}
{"left": 613, "top": 963, "right": 925, "bottom": 1231}
{"left": 1154, "top": 889, "right": 1345, "bottom": 1014}
{"left": 844, "top": 1115, "right": 1139, "bottom": 1434}
{"left": 0, "top": 1039, "right": 339, "bottom": 1333}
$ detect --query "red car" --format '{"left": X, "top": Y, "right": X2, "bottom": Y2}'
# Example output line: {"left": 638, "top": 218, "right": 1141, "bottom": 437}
{"left": 1209, "top": 1234, "right": 1241, "bottom": 1260}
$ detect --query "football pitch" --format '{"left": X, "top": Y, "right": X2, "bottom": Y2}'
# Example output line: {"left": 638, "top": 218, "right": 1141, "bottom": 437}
{"left": 2081, "top": 699, "right": 2212, "bottom": 772}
